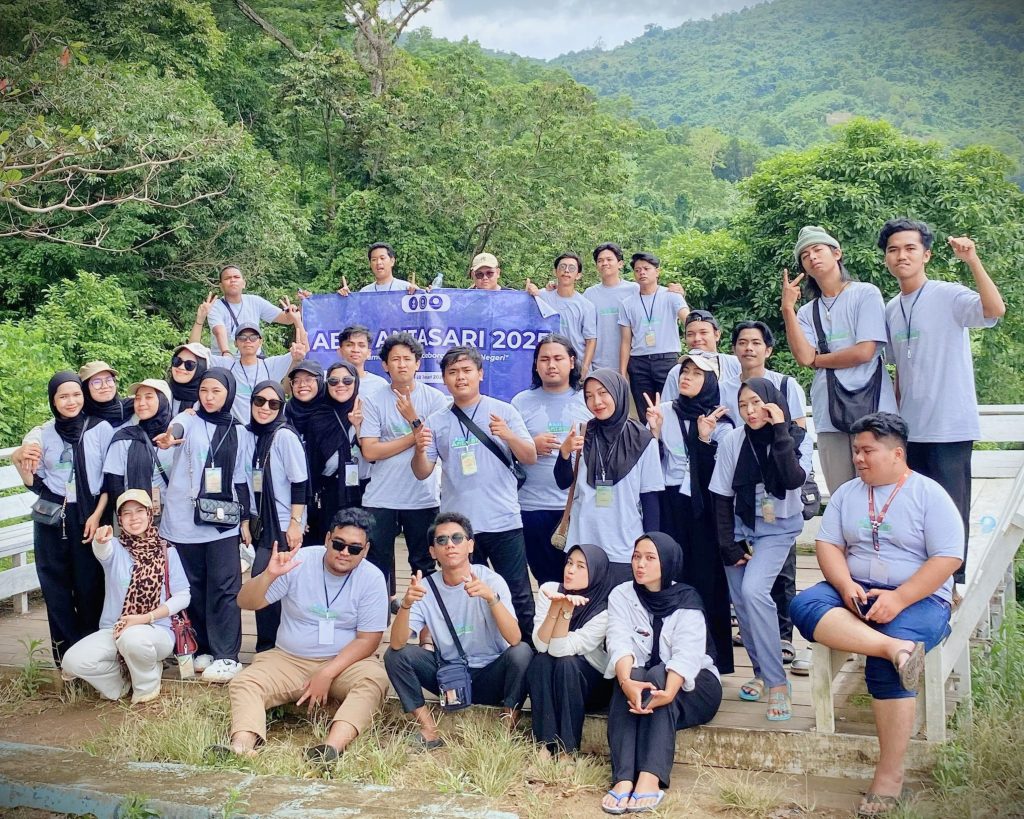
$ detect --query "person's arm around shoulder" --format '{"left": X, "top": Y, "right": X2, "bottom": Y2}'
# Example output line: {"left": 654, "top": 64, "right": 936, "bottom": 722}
{"left": 949, "top": 236, "right": 1005, "bottom": 320}
{"left": 465, "top": 570, "right": 520, "bottom": 646}
{"left": 238, "top": 540, "right": 301, "bottom": 611}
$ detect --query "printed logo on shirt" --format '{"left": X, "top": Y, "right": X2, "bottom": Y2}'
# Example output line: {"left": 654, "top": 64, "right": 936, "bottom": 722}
{"left": 389, "top": 420, "right": 413, "bottom": 437}
{"left": 890, "top": 329, "right": 921, "bottom": 344}
{"left": 824, "top": 329, "right": 852, "bottom": 343}
{"left": 857, "top": 517, "right": 893, "bottom": 534}
{"left": 546, "top": 421, "right": 571, "bottom": 434}
{"left": 451, "top": 435, "right": 480, "bottom": 449}
{"left": 309, "top": 604, "right": 338, "bottom": 621}
{"left": 598, "top": 307, "right": 619, "bottom": 316}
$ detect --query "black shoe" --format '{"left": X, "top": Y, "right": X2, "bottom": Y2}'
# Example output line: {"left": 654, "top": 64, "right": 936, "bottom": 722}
{"left": 304, "top": 743, "right": 340, "bottom": 765}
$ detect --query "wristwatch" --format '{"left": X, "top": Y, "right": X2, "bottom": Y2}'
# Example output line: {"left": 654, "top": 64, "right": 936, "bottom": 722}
{"left": 410, "top": 418, "right": 423, "bottom": 429}
{"left": 487, "top": 592, "right": 501, "bottom": 607}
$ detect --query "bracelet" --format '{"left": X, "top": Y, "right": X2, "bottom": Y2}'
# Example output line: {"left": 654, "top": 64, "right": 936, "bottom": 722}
{"left": 560, "top": 609, "right": 572, "bottom": 620}
{"left": 400, "top": 600, "right": 413, "bottom": 610}
{"left": 290, "top": 515, "right": 302, "bottom": 524}
{"left": 149, "top": 612, "right": 154, "bottom": 625}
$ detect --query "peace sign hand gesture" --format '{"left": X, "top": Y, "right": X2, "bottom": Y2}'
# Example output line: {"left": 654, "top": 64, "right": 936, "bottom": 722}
{"left": 697, "top": 405, "right": 728, "bottom": 441}
{"left": 781, "top": 268, "right": 804, "bottom": 313}
{"left": 643, "top": 392, "right": 663, "bottom": 438}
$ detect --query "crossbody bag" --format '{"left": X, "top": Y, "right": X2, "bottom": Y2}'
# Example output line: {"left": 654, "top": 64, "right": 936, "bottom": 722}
{"left": 426, "top": 575, "right": 473, "bottom": 711}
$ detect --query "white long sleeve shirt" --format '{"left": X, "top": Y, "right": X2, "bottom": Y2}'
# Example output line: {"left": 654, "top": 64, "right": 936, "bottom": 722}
{"left": 532, "top": 582, "right": 609, "bottom": 673}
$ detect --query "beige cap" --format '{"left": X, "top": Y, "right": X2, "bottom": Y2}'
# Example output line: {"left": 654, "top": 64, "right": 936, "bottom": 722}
{"left": 79, "top": 361, "right": 118, "bottom": 382}
{"left": 470, "top": 252, "right": 499, "bottom": 273}
{"left": 116, "top": 488, "right": 153, "bottom": 512}
{"left": 678, "top": 349, "right": 721, "bottom": 378}
{"left": 127, "top": 378, "right": 172, "bottom": 405}
{"left": 171, "top": 342, "right": 211, "bottom": 364}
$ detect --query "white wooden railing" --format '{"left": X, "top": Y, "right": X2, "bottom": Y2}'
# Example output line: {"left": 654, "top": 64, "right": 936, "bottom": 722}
{"left": 0, "top": 446, "right": 38, "bottom": 613}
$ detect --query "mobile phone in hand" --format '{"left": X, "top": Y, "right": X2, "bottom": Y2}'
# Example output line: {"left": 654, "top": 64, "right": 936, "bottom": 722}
{"left": 640, "top": 688, "right": 654, "bottom": 709}
{"left": 854, "top": 597, "right": 873, "bottom": 619}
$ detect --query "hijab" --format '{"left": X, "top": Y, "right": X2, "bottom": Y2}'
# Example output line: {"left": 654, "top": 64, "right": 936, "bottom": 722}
{"left": 195, "top": 368, "right": 240, "bottom": 498}
{"left": 582, "top": 369, "right": 652, "bottom": 487}
{"left": 48, "top": 371, "right": 100, "bottom": 519}
{"left": 558, "top": 544, "right": 615, "bottom": 631}
{"left": 731, "top": 377, "right": 807, "bottom": 530}
{"left": 631, "top": 532, "right": 711, "bottom": 667}
{"left": 284, "top": 360, "right": 326, "bottom": 438}
{"left": 168, "top": 353, "right": 208, "bottom": 409}
{"left": 110, "top": 392, "right": 173, "bottom": 492}
{"left": 82, "top": 373, "right": 134, "bottom": 428}
{"left": 247, "top": 381, "right": 295, "bottom": 547}
{"left": 115, "top": 504, "right": 168, "bottom": 672}
{"left": 671, "top": 364, "right": 733, "bottom": 517}
{"left": 306, "top": 361, "right": 360, "bottom": 482}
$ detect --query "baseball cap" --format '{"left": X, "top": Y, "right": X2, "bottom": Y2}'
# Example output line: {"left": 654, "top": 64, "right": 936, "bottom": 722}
{"left": 116, "top": 488, "right": 153, "bottom": 512}
{"left": 679, "top": 349, "right": 721, "bottom": 378}
{"left": 684, "top": 309, "right": 720, "bottom": 330}
{"left": 234, "top": 322, "right": 262, "bottom": 338}
{"left": 79, "top": 361, "right": 118, "bottom": 382}
{"left": 171, "top": 342, "right": 211, "bottom": 365}
{"left": 127, "top": 378, "right": 173, "bottom": 404}
{"left": 470, "top": 252, "right": 499, "bottom": 273}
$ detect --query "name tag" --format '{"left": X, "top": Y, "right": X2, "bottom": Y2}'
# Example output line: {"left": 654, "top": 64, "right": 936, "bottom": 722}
{"left": 460, "top": 449, "right": 478, "bottom": 476}
{"left": 595, "top": 479, "right": 614, "bottom": 508}
{"left": 345, "top": 461, "right": 360, "bottom": 487}
{"left": 151, "top": 485, "right": 162, "bottom": 516}
{"left": 318, "top": 618, "right": 334, "bottom": 645}
{"left": 644, "top": 330, "right": 657, "bottom": 347}
{"left": 760, "top": 496, "right": 776, "bottom": 523}
{"left": 204, "top": 466, "right": 223, "bottom": 494}
{"left": 252, "top": 468, "right": 263, "bottom": 494}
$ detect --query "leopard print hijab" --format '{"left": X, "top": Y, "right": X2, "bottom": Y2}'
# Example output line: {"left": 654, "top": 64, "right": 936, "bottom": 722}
{"left": 116, "top": 510, "right": 167, "bottom": 632}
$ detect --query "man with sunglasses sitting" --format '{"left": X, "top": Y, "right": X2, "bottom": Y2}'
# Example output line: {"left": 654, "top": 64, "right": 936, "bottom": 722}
{"left": 384, "top": 512, "right": 532, "bottom": 749}
{"left": 222, "top": 508, "right": 389, "bottom": 764}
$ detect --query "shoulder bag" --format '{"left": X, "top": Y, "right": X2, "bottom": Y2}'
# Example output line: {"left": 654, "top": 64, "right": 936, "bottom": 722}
{"left": 162, "top": 543, "right": 198, "bottom": 658}
{"left": 426, "top": 575, "right": 473, "bottom": 711}
{"left": 550, "top": 451, "right": 581, "bottom": 549}
{"left": 187, "top": 440, "right": 242, "bottom": 531}
{"left": 450, "top": 405, "right": 527, "bottom": 489}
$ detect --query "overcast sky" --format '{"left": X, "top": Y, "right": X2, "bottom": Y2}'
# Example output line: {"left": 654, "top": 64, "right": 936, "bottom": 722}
{"left": 410, "top": 0, "right": 764, "bottom": 60}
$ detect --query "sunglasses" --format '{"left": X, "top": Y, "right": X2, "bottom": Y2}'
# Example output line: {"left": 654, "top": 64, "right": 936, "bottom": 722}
{"left": 473, "top": 270, "right": 497, "bottom": 279}
{"left": 252, "top": 396, "right": 282, "bottom": 410}
{"left": 171, "top": 356, "right": 198, "bottom": 371}
{"left": 236, "top": 333, "right": 261, "bottom": 343}
{"left": 433, "top": 533, "right": 468, "bottom": 546}
{"left": 327, "top": 376, "right": 356, "bottom": 387}
{"left": 89, "top": 376, "right": 116, "bottom": 388}
{"left": 330, "top": 539, "right": 366, "bottom": 555}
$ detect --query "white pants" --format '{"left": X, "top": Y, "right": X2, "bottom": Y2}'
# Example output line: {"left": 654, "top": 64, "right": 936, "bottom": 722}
{"left": 62, "top": 626, "right": 174, "bottom": 700}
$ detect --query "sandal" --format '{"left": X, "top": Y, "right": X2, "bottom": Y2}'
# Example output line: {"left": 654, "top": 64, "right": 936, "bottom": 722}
{"left": 780, "top": 640, "right": 796, "bottom": 664}
{"left": 766, "top": 682, "right": 792, "bottom": 721}
{"left": 627, "top": 790, "right": 665, "bottom": 813}
{"left": 304, "top": 743, "right": 340, "bottom": 765}
{"left": 856, "top": 789, "right": 910, "bottom": 817}
{"left": 893, "top": 641, "right": 925, "bottom": 691}
{"left": 602, "top": 789, "right": 631, "bottom": 815}
{"left": 739, "top": 677, "right": 765, "bottom": 701}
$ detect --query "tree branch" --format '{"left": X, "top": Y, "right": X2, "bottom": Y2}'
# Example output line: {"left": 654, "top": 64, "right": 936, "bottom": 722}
{"left": 232, "top": 0, "right": 303, "bottom": 60}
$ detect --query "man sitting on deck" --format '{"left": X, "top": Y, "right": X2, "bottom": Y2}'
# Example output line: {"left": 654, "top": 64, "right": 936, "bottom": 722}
{"left": 790, "top": 412, "right": 963, "bottom": 817}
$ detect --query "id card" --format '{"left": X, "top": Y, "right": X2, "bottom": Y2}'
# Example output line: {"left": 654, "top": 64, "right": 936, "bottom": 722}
{"left": 869, "top": 558, "right": 889, "bottom": 585}
{"left": 460, "top": 449, "right": 478, "bottom": 476}
{"left": 151, "top": 485, "right": 162, "bottom": 517}
{"left": 65, "top": 478, "right": 77, "bottom": 505}
{"left": 760, "top": 496, "right": 776, "bottom": 523}
{"left": 252, "top": 468, "right": 263, "bottom": 494}
{"left": 204, "top": 466, "right": 223, "bottom": 494}
{"left": 318, "top": 618, "right": 334, "bottom": 645}
{"left": 176, "top": 653, "right": 195, "bottom": 680}
{"left": 344, "top": 461, "right": 360, "bottom": 487}
{"left": 595, "top": 479, "right": 614, "bottom": 508}
{"left": 644, "top": 331, "right": 657, "bottom": 347}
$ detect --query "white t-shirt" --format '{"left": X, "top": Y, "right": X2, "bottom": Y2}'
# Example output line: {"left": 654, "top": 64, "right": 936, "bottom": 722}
{"left": 424, "top": 395, "right": 531, "bottom": 533}
{"left": 536, "top": 290, "right": 598, "bottom": 369}
{"left": 102, "top": 434, "right": 175, "bottom": 495}
{"left": 885, "top": 280, "right": 998, "bottom": 443}
{"left": 358, "top": 278, "right": 413, "bottom": 293}
{"left": 817, "top": 472, "right": 964, "bottom": 602}
{"left": 661, "top": 353, "right": 742, "bottom": 401}
{"left": 584, "top": 280, "right": 640, "bottom": 370}
{"left": 97, "top": 540, "right": 190, "bottom": 637}
{"left": 207, "top": 295, "right": 281, "bottom": 356}
{"left": 34, "top": 419, "right": 114, "bottom": 501}
{"left": 361, "top": 382, "right": 450, "bottom": 510}
{"left": 618, "top": 286, "right": 688, "bottom": 356}
{"left": 266, "top": 548, "right": 388, "bottom": 658}
{"left": 511, "top": 387, "right": 591, "bottom": 511}
{"left": 798, "top": 282, "right": 897, "bottom": 434}
{"left": 566, "top": 438, "right": 664, "bottom": 564}
{"left": 241, "top": 426, "right": 309, "bottom": 532}
{"left": 355, "top": 371, "right": 390, "bottom": 481}
{"left": 718, "top": 369, "right": 808, "bottom": 430}
{"left": 533, "top": 582, "right": 609, "bottom": 673}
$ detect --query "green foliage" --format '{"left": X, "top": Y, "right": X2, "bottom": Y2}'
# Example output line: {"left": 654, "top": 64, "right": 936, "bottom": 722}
{"left": 0, "top": 320, "right": 68, "bottom": 443}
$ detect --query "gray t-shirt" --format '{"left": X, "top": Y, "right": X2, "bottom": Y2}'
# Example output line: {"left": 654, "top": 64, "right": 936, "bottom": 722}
{"left": 358, "top": 278, "right": 413, "bottom": 293}
{"left": 241, "top": 426, "right": 309, "bottom": 532}
{"left": 718, "top": 370, "right": 808, "bottom": 430}
{"left": 355, "top": 371, "right": 390, "bottom": 480}
{"left": 817, "top": 472, "right": 964, "bottom": 603}
{"left": 511, "top": 387, "right": 592, "bottom": 511}
{"left": 211, "top": 354, "right": 294, "bottom": 425}
{"left": 536, "top": 290, "right": 598, "bottom": 368}
{"left": 102, "top": 434, "right": 175, "bottom": 495}
{"left": 97, "top": 540, "right": 189, "bottom": 637}
{"left": 885, "top": 280, "right": 998, "bottom": 443}
{"left": 424, "top": 395, "right": 531, "bottom": 533}
{"left": 618, "top": 286, "right": 688, "bottom": 356}
{"left": 566, "top": 438, "right": 664, "bottom": 564}
{"left": 207, "top": 295, "right": 280, "bottom": 356}
{"left": 657, "top": 403, "right": 733, "bottom": 496}
{"left": 798, "top": 282, "right": 897, "bottom": 434}
{"left": 406, "top": 564, "right": 515, "bottom": 668}
{"left": 266, "top": 548, "right": 388, "bottom": 658}
{"left": 361, "top": 382, "right": 450, "bottom": 510}
{"left": 661, "top": 353, "right": 742, "bottom": 401}
{"left": 35, "top": 419, "right": 114, "bottom": 501}
{"left": 584, "top": 280, "right": 640, "bottom": 370}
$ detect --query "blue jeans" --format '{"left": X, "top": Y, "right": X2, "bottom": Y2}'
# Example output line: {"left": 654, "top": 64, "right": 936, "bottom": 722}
{"left": 791, "top": 580, "right": 952, "bottom": 699}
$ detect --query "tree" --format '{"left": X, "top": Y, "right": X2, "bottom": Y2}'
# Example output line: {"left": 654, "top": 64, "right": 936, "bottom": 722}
{"left": 340, "top": 0, "right": 437, "bottom": 96}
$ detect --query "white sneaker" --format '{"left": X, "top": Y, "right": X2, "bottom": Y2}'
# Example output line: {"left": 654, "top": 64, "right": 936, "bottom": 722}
{"left": 193, "top": 653, "right": 215, "bottom": 673}
{"left": 202, "top": 659, "right": 243, "bottom": 683}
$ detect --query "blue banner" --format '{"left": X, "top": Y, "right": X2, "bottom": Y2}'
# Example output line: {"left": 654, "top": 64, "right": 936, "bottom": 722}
{"left": 303, "top": 289, "right": 560, "bottom": 402}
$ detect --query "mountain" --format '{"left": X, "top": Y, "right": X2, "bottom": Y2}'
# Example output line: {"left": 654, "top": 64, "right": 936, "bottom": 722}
{"left": 554, "top": 0, "right": 1024, "bottom": 180}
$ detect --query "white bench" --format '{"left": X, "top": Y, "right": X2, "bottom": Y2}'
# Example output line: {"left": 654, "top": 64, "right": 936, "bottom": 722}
{"left": 810, "top": 405, "right": 1024, "bottom": 740}
{"left": 0, "top": 447, "right": 39, "bottom": 613}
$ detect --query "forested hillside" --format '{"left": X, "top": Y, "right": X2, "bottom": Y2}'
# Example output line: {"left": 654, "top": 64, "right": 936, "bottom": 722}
{"left": 556, "top": 0, "right": 1024, "bottom": 182}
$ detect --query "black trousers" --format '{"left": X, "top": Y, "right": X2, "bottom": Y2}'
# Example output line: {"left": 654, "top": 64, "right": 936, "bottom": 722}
{"left": 33, "top": 514, "right": 103, "bottom": 667}
{"left": 626, "top": 353, "right": 677, "bottom": 418}
{"left": 173, "top": 535, "right": 242, "bottom": 661}
{"left": 908, "top": 440, "right": 972, "bottom": 583}
{"left": 365, "top": 506, "right": 438, "bottom": 594}
{"left": 773, "top": 545, "right": 796, "bottom": 643}
{"left": 250, "top": 543, "right": 280, "bottom": 653}
{"left": 383, "top": 643, "right": 533, "bottom": 713}
{"left": 472, "top": 528, "right": 536, "bottom": 641}
{"left": 521, "top": 509, "right": 566, "bottom": 586}
{"left": 608, "top": 665, "right": 722, "bottom": 788}
{"left": 527, "top": 652, "right": 612, "bottom": 753}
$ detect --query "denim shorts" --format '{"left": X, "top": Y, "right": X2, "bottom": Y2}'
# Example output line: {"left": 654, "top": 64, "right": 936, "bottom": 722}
{"left": 791, "top": 580, "right": 951, "bottom": 700}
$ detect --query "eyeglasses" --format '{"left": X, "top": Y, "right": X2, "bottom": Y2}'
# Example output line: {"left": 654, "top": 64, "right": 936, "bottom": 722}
{"left": 236, "top": 333, "right": 261, "bottom": 343}
{"left": 171, "top": 356, "right": 198, "bottom": 371}
{"left": 327, "top": 376, "right": 356, "bottom": 387}
{"left": 89, "top": 376, "right": 116, "bottom": 388}
{"left": 433, "top": 533, "right": 468, "bottom": 546}
{"left": 330, "top": 539, "right": 366, "bottom": 555}
{"left": 252, "top": 396, "right": 282, "bottom": 410}
{"left": 556, "top": 263, "right": 579, "bottom": 273}
{"left": 473, "top": 270, "right": 497, "bottom": 279}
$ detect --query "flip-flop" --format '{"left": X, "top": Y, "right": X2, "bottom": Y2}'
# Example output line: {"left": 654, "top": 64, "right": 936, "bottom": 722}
{"left": 627, "top": 790, "right": 665, "bottom": 813}
{"left": 893, "top": 641, "right": 925, "bottom": 691}
{"left": 780, "top": 640, "right": 796, "bottom": 664}
{"left": 856, "top": 789, "right": 911, "bottom": 817}
{"left": 732, "top": 632, "right": 744, "bottom": 646}
{"left": 304, "top": 743, "right": 340, "bottom": 765}
{"left": 739, "top": 677, "right": 765, "bottom": 701}
{"left": 602, "top": 789, "right": 631, "bottom": 815}
{"left": 766, "top": 682, "right": 792, "bottom": 722}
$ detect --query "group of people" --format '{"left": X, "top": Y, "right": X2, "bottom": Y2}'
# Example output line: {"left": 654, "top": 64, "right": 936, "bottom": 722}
{"left": 11, "top": 217, "right": 1004, "bottom": 816}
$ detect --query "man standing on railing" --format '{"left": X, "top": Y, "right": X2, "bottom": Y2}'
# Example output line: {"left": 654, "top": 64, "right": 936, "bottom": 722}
{"left": 880, "top": 219, "right": 1005, "bottom": 585}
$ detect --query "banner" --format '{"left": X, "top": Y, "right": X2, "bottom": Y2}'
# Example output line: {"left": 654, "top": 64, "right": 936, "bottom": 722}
{"left": 303, "top": 289, "right": 560, "bottom": 402}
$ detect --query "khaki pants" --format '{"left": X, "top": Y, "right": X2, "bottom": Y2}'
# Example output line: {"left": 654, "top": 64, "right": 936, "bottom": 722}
{"left": 228, "top": 648, "right": 388, "bottom": 741}
{"left": 816, "top": 431, "right": 857, "bottom": 494}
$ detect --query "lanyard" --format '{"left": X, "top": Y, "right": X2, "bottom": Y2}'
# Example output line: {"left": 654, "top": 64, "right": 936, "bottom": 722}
{"left": 323, "top": 567, "right": 353, "bottom": 612}
{"left": 202, "top": 421, "right": 230, "bottom": 462}
{"left": 231, "top": 359, "right": 267, "bottom": 393}
{"left": 639, "top": 288, "right": 658, "bottom": 325}
{"left": 867, "top": 471, "right": 910, "bottom": 552}
{"left": 456, "top": 401, "right": 481, "bottom": 443}
{"left": 898, "top": 282, "right": 928, "bottom": 360}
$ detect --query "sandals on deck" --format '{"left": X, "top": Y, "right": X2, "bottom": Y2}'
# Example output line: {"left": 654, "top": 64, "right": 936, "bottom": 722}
{"left": 893, "top": 641, "right": 925, "bottom": 691}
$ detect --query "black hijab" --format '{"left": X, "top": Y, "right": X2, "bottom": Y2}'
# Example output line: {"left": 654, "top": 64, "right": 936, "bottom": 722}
{"left": 558, "top": 544, "right": 615, "bottom": 631}
{"left": 110, "top": 390, "right": 173, "bottom": 492}
{"left": 48, "top": 372, "right": 101, "bottom": 518}
{"left": 732, "top": 377, "right": 807, "bottom": 530}
{"left": 671, "top": 363, "right": 733, "bottom": 516}
{"left": 248, "top": 381, "right": 296, "bottom": 546}
{"left": 82, "top": 371, "right": 133, "bottom": 428}
{"left": 168, "top": 351, "right": 207, "bottom": 409}
{"left": 284, "top": 360, "right": 325, "bottom": 438}
{"left": 306, "top": 361, "right": 360, "bottom": 484}
{"left": 632, "top": 532, "right": 711, "bottom": 667}
{"left": 582, "top": 369, "right": 652, "bottom": 487}
{"left": 195, "top": 368, "right": 240, "bottom": 498}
